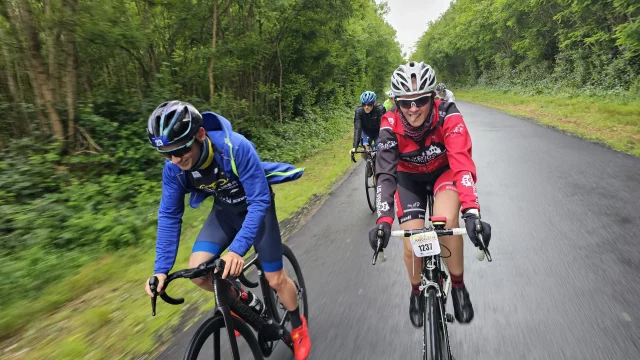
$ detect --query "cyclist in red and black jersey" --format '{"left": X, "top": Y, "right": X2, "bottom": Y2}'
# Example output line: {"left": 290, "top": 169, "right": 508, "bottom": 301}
{"left": 368, "top": 61, "right": 492, "bottom": 328}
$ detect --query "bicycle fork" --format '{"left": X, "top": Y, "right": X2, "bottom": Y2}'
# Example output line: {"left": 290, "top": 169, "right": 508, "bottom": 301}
{"left": 213, "top": 278, "right": 241, "bottom": 360}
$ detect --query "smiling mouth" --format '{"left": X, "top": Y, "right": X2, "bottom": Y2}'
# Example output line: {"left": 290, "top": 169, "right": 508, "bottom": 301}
{"left": 407, "top": 113, "right": 421, "bottom": 121}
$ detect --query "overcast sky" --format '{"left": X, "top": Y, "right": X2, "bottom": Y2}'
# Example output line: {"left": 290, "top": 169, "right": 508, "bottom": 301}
{"left": 377, "top": 0, "right": 453, "bottom": 57}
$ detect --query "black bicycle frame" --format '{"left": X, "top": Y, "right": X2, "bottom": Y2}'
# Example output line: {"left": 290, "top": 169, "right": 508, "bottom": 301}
{"left": 151, "top": 254, "right": 295, "bottom": 360}
{"left": 211, "top": 255, "right": 293, "bottom": 359}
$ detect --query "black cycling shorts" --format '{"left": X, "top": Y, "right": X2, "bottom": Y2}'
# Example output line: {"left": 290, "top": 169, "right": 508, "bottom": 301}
{"left": 394, "top": 168, "right": 457, "bottom": 224}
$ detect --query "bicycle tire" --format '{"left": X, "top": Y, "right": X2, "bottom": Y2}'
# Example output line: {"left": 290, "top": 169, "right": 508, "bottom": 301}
{"left": 184, "top": 315, "right": 264, "bottom": 360}
{"left": 438, "top": 297, "right": 452, "bottom": 360}
{"left": 268, "top": 243, "right": 309, "bottom": 325}
{"left": 364, "top": 161, "right": 376, "bottom": 212}
{"left": 423, "top": 289, "right": 442, "bottom": 360}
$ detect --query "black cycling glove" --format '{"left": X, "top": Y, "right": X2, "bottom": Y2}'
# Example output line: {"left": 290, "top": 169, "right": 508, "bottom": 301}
{"left": 462, "top": 209, "right": 492, "bottom": 249}
{"left": 368, "top": 222, "right": 391, "bottom": 251}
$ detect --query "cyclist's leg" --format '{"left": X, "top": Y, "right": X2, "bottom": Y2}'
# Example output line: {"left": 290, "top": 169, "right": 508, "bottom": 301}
{"left": 396, "top": 172, "right": 429, "bottom": 286}
{"left": 396, "top": 172, "right": 431, "bottom": 327}
{"left": 253, "top": 198, "right": 298, "bottom": 312}
{"left": 255, "top": 197, "right": 311, "bottom": 357}
{"left": 360, "top": 133, "right": 370, "bottom": 160}
{"left": 433, "top": 169, "right": 474, "bottom": 323}
{"left": 189, "top": 207, "right": 236, "bottom": 292}
{"left": 432, "top": 169, "right": 463, "bottom": 274}
{"left": 371, "top": 133, "right": 379, "bottom": 151}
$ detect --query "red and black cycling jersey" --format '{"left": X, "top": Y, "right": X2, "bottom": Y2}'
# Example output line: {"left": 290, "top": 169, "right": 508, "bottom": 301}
{"left": 375, "top": 100, "right": 480, "bottom": 225}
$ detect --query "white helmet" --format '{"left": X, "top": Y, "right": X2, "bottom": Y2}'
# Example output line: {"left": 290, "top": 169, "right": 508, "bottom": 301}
{"left": 386, "top": 90, "right": 394, "bottom": 98}
{"left": 390, "top": 61, "right": 437, "bottom": 97}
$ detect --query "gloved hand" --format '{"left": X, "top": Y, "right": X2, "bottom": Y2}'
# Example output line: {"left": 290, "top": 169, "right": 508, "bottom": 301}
{"left": 350, "top": 148, "right": 357, "bottom": 163}
{"left": 462, "top": 209, "right": 492, "bottom": 249}
{"left": 368, "top": 222, "right": 391, "bottom": 251}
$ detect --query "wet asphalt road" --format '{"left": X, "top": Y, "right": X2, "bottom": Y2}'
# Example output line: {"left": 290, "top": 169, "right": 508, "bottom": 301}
{"left": 157, "top": 101, "right": 640, "bottom": 360}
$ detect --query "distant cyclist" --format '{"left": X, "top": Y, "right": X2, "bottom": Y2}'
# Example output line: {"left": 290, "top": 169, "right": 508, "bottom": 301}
{"left": 350, "top": 91, "right": 386, "bottom": 176}
{"left": 435, "top": 83, "right": 455, "bottom": 102}
{"left": 350, "top": 91, "right": 386, "bottom": 168}
{"left": 144, "top": 101, "right": 311, "bottom": 360}
{"left": 383, "top": 90, "right": 396, "bottom": 112}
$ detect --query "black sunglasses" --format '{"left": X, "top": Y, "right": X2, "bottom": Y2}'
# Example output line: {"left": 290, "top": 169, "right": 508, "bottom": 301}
{"left": 159, "top": 137, "right": 196, "bottom": 159}
{"left": 362, "top": 102, "right": 374, "bottom": 107}
{"left": 397, "top": 95, "right": 431, "bottom": 109}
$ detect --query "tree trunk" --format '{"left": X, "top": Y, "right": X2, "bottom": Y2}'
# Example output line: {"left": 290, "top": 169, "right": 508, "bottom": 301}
{"left": 0, "top": 50, "right": 23, "bottom": 136}
{"left": 246, "top": 3, "right": 254, "bottom": 33}
{"left": 63, "top": 0, "right": 78, "bottom": 143}
{"left": 45, "top": 0, "right": 61, "bottom": 104}
{"left": 24, "top": 59, "right": 50, "bottom": 134}
{"left": 83, "top": 69, "right": 93, "bottom": 103}
{"left": 226, "top": 0, "right": 232, "bottom": 29}
{"left": 248, "top": 70, "right": 253, "bottom": 110}
{"left": 134, "top": 0, "right": 158, "bottom": 75}
{"left": 277, "top": 40, "right": 283, "bottom": 122}
{"left": 8, "top": 1, "right": 64, "bottom": 140}
{"left": 0, "top": 24, "right": 29, "bottom": 129}
{"left": 208, "top": 0, "right": 218, "bottom": 105}
{"left": 6, "top": 3, "right": 48, "bottom": 135}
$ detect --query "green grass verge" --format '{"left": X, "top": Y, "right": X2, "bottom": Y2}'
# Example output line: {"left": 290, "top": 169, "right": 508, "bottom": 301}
{"left": 0, "top": 135, "right": 355, "bottom": 360}
{"left": 456, "top": 88, "right": 640, "bottom": 157}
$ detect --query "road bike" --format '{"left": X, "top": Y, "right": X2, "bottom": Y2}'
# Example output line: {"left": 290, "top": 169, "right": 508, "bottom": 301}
{"left": 372, "top": 185, "right": 491, "bottom": 360}
{"left": 149, "top": 244, "right": 308, "bottom": 360}
{"left": 351, "top": 145, "right": 377, "bottom": 212}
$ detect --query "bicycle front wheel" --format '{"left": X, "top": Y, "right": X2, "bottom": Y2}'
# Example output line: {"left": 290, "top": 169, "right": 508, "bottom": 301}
{"left": 423, "top": 289, "right": 442, "bottom": 360}
{"left": 184, "top": 315, "right": 264, "bottom": 360}
{"left": 364, "top": 161, "right": 376, "bottom": 212}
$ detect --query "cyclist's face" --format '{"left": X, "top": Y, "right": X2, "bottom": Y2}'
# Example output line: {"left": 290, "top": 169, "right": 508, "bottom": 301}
{"left": 362, "top": 102, "right": 374, "bottom": 113}
{"left": 161, "top": 127, "right": 205, "bottom": 170}
{"left": 397, "top": 93, "right": 432, "bottom": 127}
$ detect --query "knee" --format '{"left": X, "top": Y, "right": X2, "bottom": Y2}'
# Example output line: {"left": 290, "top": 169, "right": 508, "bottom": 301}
{"left": 446, "top": 214, "right": 460, "bottom": 228}
{"left": 403, "top": 243, "right": 414, "bottom": 259}
{"left": 192, "top": 275, "right": 211, "bottom": 288}
{"left": 266, "top": 270, "right": 287, "bottom": 292}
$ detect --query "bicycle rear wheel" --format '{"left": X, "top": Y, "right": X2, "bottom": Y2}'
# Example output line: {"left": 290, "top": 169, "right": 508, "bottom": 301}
{"left": 364, "top": 160, "right": 376, "bottom": 212}
{"left": 423, "top": 289, "right": 442, "bottom": 360}
{"left": 184, "top": 315, "right": 263, "bottom": 360}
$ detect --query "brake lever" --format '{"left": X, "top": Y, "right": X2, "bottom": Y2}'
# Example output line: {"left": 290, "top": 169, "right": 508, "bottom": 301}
{"left": 372, "top": 228, "right": 387, "bottom": 265}
{"left": 475, "top": 233, "right": 492, "bottom": 262}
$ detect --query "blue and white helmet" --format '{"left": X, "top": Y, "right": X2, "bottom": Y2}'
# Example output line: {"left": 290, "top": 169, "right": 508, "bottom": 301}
{"left": 360, "top": 91, "right": 377, "bottom": 104}
{"left": 147, "top": 101, "right": 203, "bottom": 148}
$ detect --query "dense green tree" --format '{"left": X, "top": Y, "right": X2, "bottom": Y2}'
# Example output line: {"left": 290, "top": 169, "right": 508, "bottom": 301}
{"left": 414, "top": 0, "right": 640, "bottom": 95}
{"left": 0, "top": 0, "right": 403, "bottom": 312}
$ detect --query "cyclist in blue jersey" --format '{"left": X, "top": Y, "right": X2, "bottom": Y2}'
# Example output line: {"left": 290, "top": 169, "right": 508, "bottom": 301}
{"left": 143, "top": 101, "right": 311, "bottom": 360}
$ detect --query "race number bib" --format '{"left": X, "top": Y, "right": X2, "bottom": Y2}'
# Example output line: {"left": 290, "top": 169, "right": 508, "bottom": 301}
{"left": 410, "top": 231, "right": 441, "bottom": 257}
